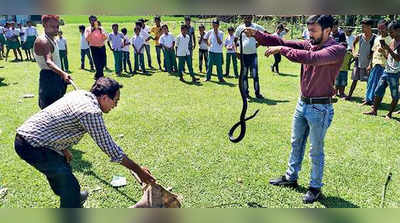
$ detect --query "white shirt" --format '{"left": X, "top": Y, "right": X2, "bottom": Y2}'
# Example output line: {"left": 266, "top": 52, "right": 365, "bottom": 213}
{"left": 159, "top": 33, "right": 175, "bottom": 48}
{"left": 235, "top": 23, "right": 264, "bottom": 55}
{"left": 57, "top": 37, "right": 67, "bottom": 50}
{"left": 0, "top": 26, "right": 4, "bottom": 35}
{"left": 131, "top": 34, "right": 145, "bottom": 54}
{"left": 346, "top": 34, "right": 356, "bottom": 50}
{"left": 122, "top": 35, "right": 130, "bottom": 52}
{"left": 302, "top": 29, "right": 310, "bottom": 40}
{"left": 141, "top": 26, "right": 151, "bottom": 45}
{"left": 5, "top": 28, "right": 19, "bottom": 39}
{"left": 26, "top": 26, "right": 38, "bottom": 37}
{"left": 385, "top": 45, "right": 400, "bottom": 74}
{"left": 198, "top": 33, "right": 208, "bottom": 50}
{"left": 18, "top": 28, "right": 26, "bottom": 41}
{"left": 205, "top": 30, "right": 224, "bottom": 53}
{"left": 108, "top": 32, "right": 124, "bottom": 51}
{"left": 224, "top": 34, "right": 236, "bottom": 53}
{"left": 80, "top": 34, "right": 90, "bottom": 49}
{"left": 175, "top": 33, "right": 191, "bottom": 57}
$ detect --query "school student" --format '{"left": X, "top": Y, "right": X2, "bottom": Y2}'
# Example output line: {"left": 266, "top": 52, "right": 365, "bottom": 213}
{"left": 224, "top": 26, "right": 238, "bottom": 78}
{"left": 56, "top": 31, "right": 69, "bottom": 72}
{"left": 121, "top": 28, "right": 133, "bottom": 74}
{"left": 198, "top": 24, "right": 208, "bottom": 73}
{"left": 5, "top": 21, "right": 23, "bottom": 62}
{"left": 25, "top": 21, "right": 37, "bottom": 61}
{"left": 150, "top": 16, "right": 163, "bottom": 70}
{"left": 176, "top": 25, "right": 199, "bottom": 83}
{"left": 107, "top": 24, "right": 124, "bottom": 76}
{"left": 204, "top": 19, "right": 225, "bottom": 83}
{"left": 159, "top": 24, "right": 177, "bottom": 73}
{"left": 131, "top": 26, "right": 147, "bottom": 74}
{"left": 79, "top": 25, "right": 94, "bottom": 70}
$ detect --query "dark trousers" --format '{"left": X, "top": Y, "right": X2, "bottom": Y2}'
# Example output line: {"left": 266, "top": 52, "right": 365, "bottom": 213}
{"left": 272, "top": 53, "right": 281, "bottom": 73}
{"left": 155, "top": 45, "right": 162, "bottom": 68}
{"left": 134, "top": 52, "right": 146, "bottom": 72}
{"left": 122, "top": 51, "right": 133, "bottom": 73}
{"left": 242, "top": 54, "right": 260, "bottom": 96}
{"left": 59, "top": 50, "right": 69, "bottom": 72}
{"left": 199, "top": 49, "right": 208, "bottom": 72}
{"left": 39, "top": 69, "right": 67, "bottom": 109}
{"left": 90, "top": 46, "right": 106, "bottom": 79}
{"left": 80, "top": 48, "right": 94, "bottom": 69}
{"left": 14, "top": 134, "right": 82, "bottom": 208}
{"left": 144, "top": 44, "right": 152, "bottom": 67}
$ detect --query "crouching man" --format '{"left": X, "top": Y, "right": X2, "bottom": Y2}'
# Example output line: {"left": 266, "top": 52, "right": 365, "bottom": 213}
{"left": 14, "top": 77, "right": 155, "bottom": 208}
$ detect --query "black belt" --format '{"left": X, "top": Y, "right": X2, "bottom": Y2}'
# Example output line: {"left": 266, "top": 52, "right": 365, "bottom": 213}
{"left": 301, "top": 96, "right": 337, "bottom": 104}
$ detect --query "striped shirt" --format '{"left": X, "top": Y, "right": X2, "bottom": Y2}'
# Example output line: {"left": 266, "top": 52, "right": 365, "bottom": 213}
{"left": 17, "top": 90, "right": 125, "bottom": 163}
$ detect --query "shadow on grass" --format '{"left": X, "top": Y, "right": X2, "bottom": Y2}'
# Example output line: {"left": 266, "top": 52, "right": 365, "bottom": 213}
{"left": 0, "top": 82, "right": 8, "bottom": 87}
{"left": 208, "top": 79, "right": 236, "bottom": 87}
{"left": 345, "top": 96, "right": 364, "bottom": 104}
{"left": 277, "top": 73, "right": 297, "bottom": 78}
{"left": 247, "top": 202, "right": 267, "bottom": 208}
{"left": 180, "top": 79, "right": 203, "bottom": 86}
{"left": 248, "top": 97, "right": 290, "bottom": 105}
{"left": 319, "top": 196, "right": 359, "bottom": 208}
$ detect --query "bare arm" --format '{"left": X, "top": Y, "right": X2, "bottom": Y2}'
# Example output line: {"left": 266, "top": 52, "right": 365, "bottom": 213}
{"left": 34, "top": 37, "right": 70, "bottom": 82}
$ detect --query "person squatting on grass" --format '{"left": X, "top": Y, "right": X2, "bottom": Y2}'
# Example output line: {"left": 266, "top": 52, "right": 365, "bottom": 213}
{"left": 245, "top": 15, "right": 346, "bottom": 204}
{"left": 33, "top": 15, "right": 72, "bottom": 109}
{"left": 363, "top": 21, "right": 400, "bottom": 119}
{"left": 176, "top": 24, "right": 199, "bottom": 83}
{"left": 14, "top": 77, "right": 156, "bottom": 208}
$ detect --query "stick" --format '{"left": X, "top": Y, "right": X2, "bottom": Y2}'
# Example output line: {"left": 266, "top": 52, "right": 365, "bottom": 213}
{"left": 69, "top": 79, "right": 79, "bottom": 91}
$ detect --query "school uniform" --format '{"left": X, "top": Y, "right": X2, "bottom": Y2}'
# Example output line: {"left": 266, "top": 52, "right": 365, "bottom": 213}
{"left": 205, "top": 29, "right": 224, "bottom": 80}
{"left": 176, "top": 33, "right": 194, "bottom": 78}
{"left": 25, "top": 26, "right": 38, "bottom": 50}
{"left": 5, "top": 28, "right": 21, "bottom": 50}
{"left": 19, "top": 27, "right": 29, "bottom": 50}
{"left": 80, "top": 33, "right": 94, "bottom": 69}
{"left": 198, "top": 33, "right": 209, "bottom": 72}
{"left": 131, "top": 34, "right": 146, "bottom": 73}
{"left": 159, "top": 33, "right": 177, "bottom": 73}
{"left": 0, "top": 26, "right": 6, "bottom": 46}
{"left": 108, "top": 32, "right": 124, "bottom": 74}
{"left": 122, "top": 34, "right": 132, "bottom": 73}
{"left": 141, "top": 26, "right": 152, "bottom": 68}
{"left": 224, "top": 34, "right": 238, "bottom": 77}
{"left": 151, "top": 25, "right": 163, "bottom": 69}
{"left": 56, "top": 37, "right": 69, "bottom": 72}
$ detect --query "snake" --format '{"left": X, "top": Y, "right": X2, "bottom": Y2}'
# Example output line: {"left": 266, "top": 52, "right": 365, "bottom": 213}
{"left": 228, "top": 29, "right": 259, "bottom": 143}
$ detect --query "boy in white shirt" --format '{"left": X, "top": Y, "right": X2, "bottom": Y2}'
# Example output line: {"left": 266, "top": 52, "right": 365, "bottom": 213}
{"left": 205, "top": 19, "right": 225, "bottom": 82}
{"left": 224, "top": 26, "right": 238, "bottom": 78}
{"left": 198, "top": 24, "right": 208, "bottom": 73}
{"left": 107, "top": 24, "right": 124, "bottom": 76}
{"left": 131, "top": 26, "right": 147, "bottom": 74}
{"left": 159, "top": 24, "right": 177, "bottom": 73}
{"left": 79, "top": 25, "right": 94, "bottom": 70}
{"left": 5, "top": 21, "right": 23, "bottom": 62}
{"left": 0, "top": 25, "right": 5, "bottom": 59}
{"left": 18, "top": 23, "right": 30, "bottom": 61}
{"left": 121, "top": 28, "right": 133, "bottom": 74}
{"left": 56, "top": 30, "right": 69, "bottom": 72}
{"left": 176, "top": 25, "right": 199, "bottom": 83}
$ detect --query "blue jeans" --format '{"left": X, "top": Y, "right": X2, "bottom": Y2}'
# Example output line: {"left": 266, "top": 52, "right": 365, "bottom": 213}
{"left": 365, "top": 64, "right": 385, "bottom": 102}
{"left": 144, "top": 44, "right": 152, "bottom": 67}
{"left": 14, "top": 134, "right": 82, "bottom": 208}
{"left": 80, "top": 48, "right": 94, "bottom": 69}
{"left": 374, "top": 72, "right": 400, "bottom": 100}
{"left": 285, "top": 99, "right": 334, "bottom": 188}
{"left": 242, "top": 54, "right": 260, "bottom": 96}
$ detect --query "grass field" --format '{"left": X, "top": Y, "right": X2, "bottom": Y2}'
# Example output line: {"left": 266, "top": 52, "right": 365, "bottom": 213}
{"left": 1, "top": 17, "right": 400, "bottom": 208}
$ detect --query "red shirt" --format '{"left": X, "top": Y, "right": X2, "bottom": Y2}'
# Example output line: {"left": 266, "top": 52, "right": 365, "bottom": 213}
{"left": 254, "top": 31, "right": 346, "bottom": 98}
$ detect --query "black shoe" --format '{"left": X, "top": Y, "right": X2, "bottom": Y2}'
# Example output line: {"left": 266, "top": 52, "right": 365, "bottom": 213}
{"left": 255, "top": 93, "right": 264, "bottom": 99}
{"left": 269, "top": 175, "right": 298, "bottom": 188}
{"left": 303, "top": 187, "right": 322, "bottom": 204}
{"left": 80, "top": 190, "right": 89, "bottom": 206}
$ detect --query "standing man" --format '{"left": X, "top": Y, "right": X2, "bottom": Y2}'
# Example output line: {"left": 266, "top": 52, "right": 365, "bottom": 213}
{"left": 139, "top": 19, "right": 153, "bottom": 69}
{"left": 25, "top": 20, "right": 38, "bottom": 62}
{"left": 85, "top": 15, "right": 108, "bottom": 80}
{"left": 150, "top": 16, "right": 163, "bottom": 70}
{"left": 235, "top": 15, "right": 265, "bottom": 99}
{"left": 184, "top": 16, "right": 196, "bottom": 73}
{"left": 346, "top": 19, "right": 376, "bottom": 101}
{"left": 107, "top": 24, "right": 124, "bottom": 76}
{"left": 33, "top": 15, "right": 71, "bottom": 109}
{"left": 15, "top": 77, "right": 156, "bottom": 208}
{"left": 245, "top": 15, "right": 346, "bottom": 204}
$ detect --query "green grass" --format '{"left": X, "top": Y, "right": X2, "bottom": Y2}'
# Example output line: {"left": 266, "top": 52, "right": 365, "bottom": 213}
{"left": 1, "top": 20, "right": 400, "bottom": 208}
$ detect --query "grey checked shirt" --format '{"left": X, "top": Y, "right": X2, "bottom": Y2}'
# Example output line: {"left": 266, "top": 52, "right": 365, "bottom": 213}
{"left": 17, "top": 90, "right": 125, "bottom": 163}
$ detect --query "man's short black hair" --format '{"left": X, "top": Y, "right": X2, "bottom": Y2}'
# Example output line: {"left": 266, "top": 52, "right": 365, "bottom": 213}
{"left": 121, "top": 28, "right": 127, "bottom": 34}
{"left": 184, "top": 16, "right": 191, "bottom": 21}
{"left": 154, "top": 16, "right": 161, "bottom": 21}
{"left": 89, "top": 15, "right": 97, "bottom": 21}
{"left": 199, "top": 24, "right": 205, "bottom": 29}
{"left": 135, "top": 21, "right": 142, "bottom": 27}
{"left": 306, "top": 15, "right": 335, "bottom": 30}
{"left": 90, "top": 77, "right": 123, "bottom": 99}
{"left": 378, "top": 19, "right": 390, "bottom": 27}
{"left": 112, "top": 23, "right": 118, "bottom": 28}
{"left": 181, "top": 24, "right": 188, "bottom": 30}
{"left": 361, "top": 18, "right": 374, "bottom": 26}
{"left": 388, "top": 21, "right": 400, "bottom": 30}
{"left": 161, "top": 24, "right": 168, "bottom": 29}
{"left": 333, "top": 19, "right": 339, "bottom": 26}
{"left": 228, "top": 26, "right": 234, "bottom": 32}
{"left": 79, "top": 25, "right": 85, "bottom": 31}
